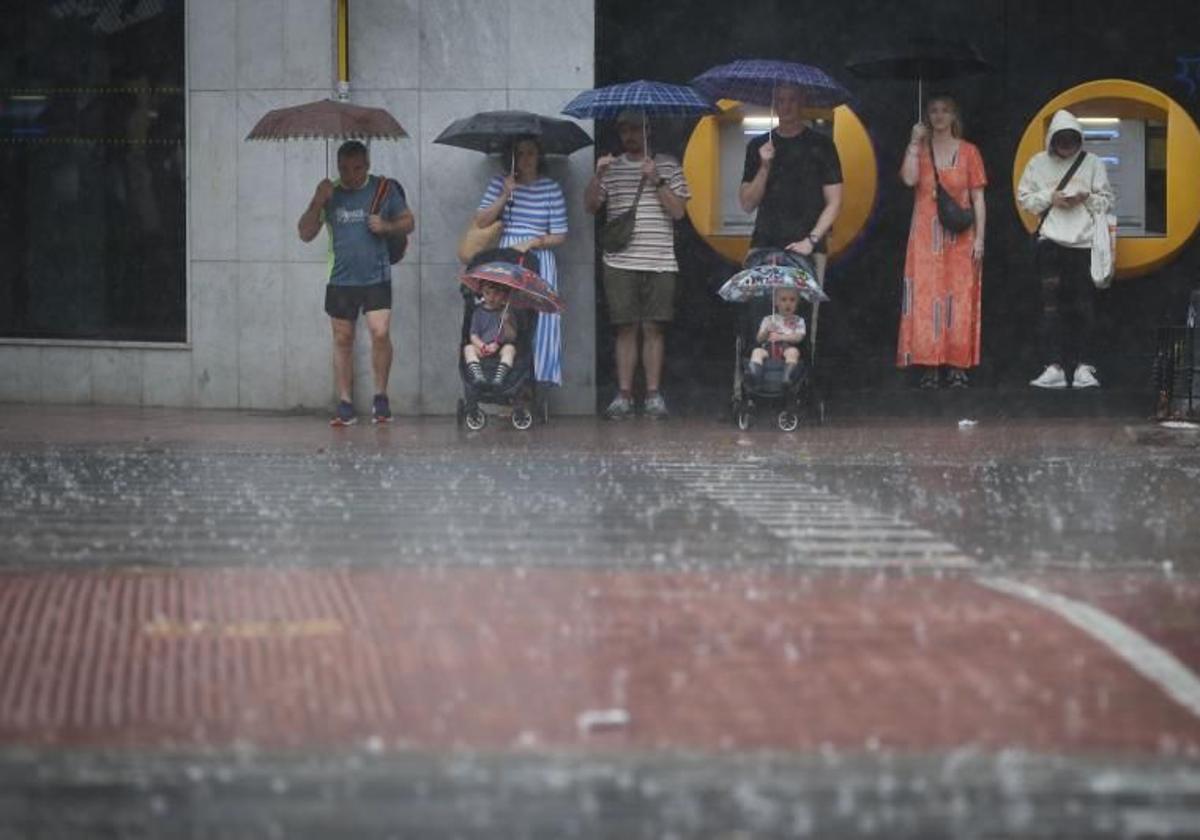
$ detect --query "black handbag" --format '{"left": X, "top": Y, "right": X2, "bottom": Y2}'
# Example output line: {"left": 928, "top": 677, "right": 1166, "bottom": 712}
{"left": 929, "top": 145, "right": 975, "bottom": 233}
{"left": 600, "top": 176, "right": 647, "bottom": 252}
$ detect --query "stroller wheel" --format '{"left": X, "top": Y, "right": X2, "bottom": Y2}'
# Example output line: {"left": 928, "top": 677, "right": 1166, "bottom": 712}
{"left": 512, "top": 407, "right": 534, "bottom": 431}
{"left": 465, "top": 407, "right": 487, "bottom": 431}
{"left": 736, "top": 409, "right": 754, "bottom": 431}
{"left": 777, "top": 410, "right": 800, "bottom": 432}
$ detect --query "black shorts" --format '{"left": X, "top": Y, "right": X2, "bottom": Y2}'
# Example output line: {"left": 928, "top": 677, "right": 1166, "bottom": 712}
{"left": 324, "top": 282, "right": 392, "bottom": 321}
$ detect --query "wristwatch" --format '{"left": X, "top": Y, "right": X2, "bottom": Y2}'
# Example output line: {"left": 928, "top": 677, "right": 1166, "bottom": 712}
{"left": 806, "top": 232, "right": 820, "bottom": 245}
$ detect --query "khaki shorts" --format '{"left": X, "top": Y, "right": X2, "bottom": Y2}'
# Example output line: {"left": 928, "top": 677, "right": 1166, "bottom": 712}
{"left": 603, "top": 266, "right": 676, "bottom": 325}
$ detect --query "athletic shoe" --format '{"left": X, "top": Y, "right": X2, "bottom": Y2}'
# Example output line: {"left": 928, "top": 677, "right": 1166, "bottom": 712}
{"left": 1030, "top": 364, "right": 1067, "bottom": 389}
{"left": 372, "top": 394, "right": 392, "bottom": 424}
{"left": 1072, "top": 364, "right": 1100, "bottom": 389}
{"left": 603, "top": 394, "right": 634, "bottom": 420}
{"left": 946, "top": 369, "right": 969, "bottom": 389}
{"left": 643, "top": 392, "right": 669, "bottom": 419}
{"left": 330, "top": 400, "right": 357, "bottom": 427}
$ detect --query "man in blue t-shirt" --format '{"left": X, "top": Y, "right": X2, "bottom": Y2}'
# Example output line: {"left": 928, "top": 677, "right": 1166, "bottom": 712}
{"left": 298, "top": 140, "right": 414, "bottom": 426}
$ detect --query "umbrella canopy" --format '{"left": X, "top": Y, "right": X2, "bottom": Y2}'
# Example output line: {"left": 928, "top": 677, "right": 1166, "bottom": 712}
{"left": 690, "top": 59, "right": 853, "bottom": 109}
{"left": 845, "top": 37, "right": 991, "bottom": 118}
{"left": 561, "top": 80, "right": 717, "bottom": 119}
{"left": 433, "top": 110, "right": 592, "bottom": 156}
{"left": 718, "top": 261, "right": 828, "bottom": 305}
{"left": 460, "top": 261, "right": 565, "bottom": 314}
{"left": 245, "top": 98, "right": 408, "bottom": 141}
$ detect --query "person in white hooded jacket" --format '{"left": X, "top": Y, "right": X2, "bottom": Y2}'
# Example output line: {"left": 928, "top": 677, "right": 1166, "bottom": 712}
{"left": 1017, "top": 109, "right": 1115, "bottom": 389}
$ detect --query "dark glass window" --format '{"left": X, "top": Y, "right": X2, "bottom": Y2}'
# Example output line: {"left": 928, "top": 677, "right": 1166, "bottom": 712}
{"left": 0, "top": 0, "right": 185, "bottom": 342}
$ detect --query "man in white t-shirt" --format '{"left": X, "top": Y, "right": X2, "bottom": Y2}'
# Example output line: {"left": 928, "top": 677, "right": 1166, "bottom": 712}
{"left": 584, "top": 109, "right": 691, "bottom": 420}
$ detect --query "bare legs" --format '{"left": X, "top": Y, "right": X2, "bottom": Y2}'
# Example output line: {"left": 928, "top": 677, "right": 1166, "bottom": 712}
{"left": 330, "top": 309, "right": 392, "bottom": 403}
{"left": 614, "top": 321, "right": 664, "bottom": 395}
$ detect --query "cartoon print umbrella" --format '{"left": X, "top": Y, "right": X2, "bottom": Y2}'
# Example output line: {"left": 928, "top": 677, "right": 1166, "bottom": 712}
{"left": 718, "top": 261, "right": 829, "bottom": 305}
{"left": 691, "top": 59, "right": 853, "bottom": 109}
{"left": 460, "top": 261, "right": 564, "bottom": 314}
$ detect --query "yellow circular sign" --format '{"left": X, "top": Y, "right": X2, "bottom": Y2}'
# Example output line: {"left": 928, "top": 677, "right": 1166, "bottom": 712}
{"left": 682, "top": 101, "right": 878, "bottom": 264}
{"left": 1012, "top": 79, "right": 1200, "bottom": 279}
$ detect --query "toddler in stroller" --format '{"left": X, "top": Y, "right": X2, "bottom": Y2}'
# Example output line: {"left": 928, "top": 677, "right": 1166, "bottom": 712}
{"left": 733, "top": 285, "right": 813, "bottom": 433}
{"left": 456, "top": 249, "right": 544, "bottom": 431}
{"left": 748, "top": 286, "right": 806, "bottom": 386}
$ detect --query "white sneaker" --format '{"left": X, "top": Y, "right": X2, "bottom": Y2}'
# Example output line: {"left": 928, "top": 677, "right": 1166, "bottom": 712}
{"left": 1072, "top": 364, "right": 1100, "bottom": 389}
{"left": 1030, "top": 364, "right": 1068, "bottom": 389}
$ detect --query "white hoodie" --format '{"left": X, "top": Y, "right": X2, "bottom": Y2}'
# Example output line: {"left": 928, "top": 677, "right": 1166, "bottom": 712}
{"left": 1017, "top": 110, "right": 1115, "bottom": 249}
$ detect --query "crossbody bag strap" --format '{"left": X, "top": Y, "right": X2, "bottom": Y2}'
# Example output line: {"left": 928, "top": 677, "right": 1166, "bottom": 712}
{"left": 1034, "top": 151, "right": 1087, "bottom": 236}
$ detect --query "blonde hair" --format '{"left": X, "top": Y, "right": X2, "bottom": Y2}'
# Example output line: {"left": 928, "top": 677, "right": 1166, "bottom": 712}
{"left": 925, "top": 94, "right": 963, "bottom": 139}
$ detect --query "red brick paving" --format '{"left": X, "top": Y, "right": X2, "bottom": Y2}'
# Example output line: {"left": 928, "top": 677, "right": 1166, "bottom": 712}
{"left": 1, "top": 567, "right": 1198, "bottom": 755}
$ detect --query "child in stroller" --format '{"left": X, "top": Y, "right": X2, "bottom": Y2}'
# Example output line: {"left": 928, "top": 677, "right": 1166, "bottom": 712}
{"left": 463, "top": 280, "right": 518, "bottom": 387}
{"left": 748, "top": 286, "right": 806, "bottom": 387}
{"left": 456, "top": 248, "right": 545, "bottom": 431}
{"left": 733, "top": 285, "right": 813, "bottom": 433}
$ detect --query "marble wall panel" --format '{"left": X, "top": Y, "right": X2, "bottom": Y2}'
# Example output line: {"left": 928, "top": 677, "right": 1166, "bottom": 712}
{"left": 418, "top": 263, "right": 469, "bottom": 413}
{"left": 191, "top": 262, "right": 241, "bottom": 409}
{"left": 283, "top": 262, "right": 335, "bottom": 409}
{"left": 189, "top": 0, "right": 237, "bottom": 91}
{"left": 91, "top": 349, "right": 144, "bottom": 405}
{"left": 284, "top": 0, "right": 335, "bottom": 91}
{"left": 349, "top": 0, "right": 420, "bottom": 90}
{"left": 237, "top": 263, "right": 286, "bottom": 408}
{"left": 236, "top": 0, "right": 286, "bottom": 90}
{"left": 389, "top": 264, "right": 423, "bottom": 415}
{"left": 142, "top": 350, "right": 194, "bottom": 407}
{"left": 191, "top": 92, "right": 240, "bottom": 262}
{"left": 507, "top": 0, "right": 593, "bottom": 91}
{"left": 418, "top": 89, "right": 508, "bottom": 266}
{"left": 40, "top": 349, "right": 93, "bottom": 404}
{"left": 419, "top": 0, "right": 509, "bottom": 91}
{"left": 236, "top": 91, "right": 295, "bottom": 263}
{"left": 0, "top": 348, "right": 42, "bottom": 404}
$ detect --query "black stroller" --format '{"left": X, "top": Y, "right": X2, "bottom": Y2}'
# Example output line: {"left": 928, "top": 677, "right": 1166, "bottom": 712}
{"left": 455, "top": 248, "right": 549, "bottom": 432}
{"left": 724, "top": 250, "right": 826, "bottom": 432}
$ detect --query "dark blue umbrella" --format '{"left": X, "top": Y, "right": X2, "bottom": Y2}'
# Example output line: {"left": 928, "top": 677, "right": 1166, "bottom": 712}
{"left": 561, "top": 80, "right": 717, "bottom": 119}
{"left": 690, "top": 59, "right": 853, "bottom": 109}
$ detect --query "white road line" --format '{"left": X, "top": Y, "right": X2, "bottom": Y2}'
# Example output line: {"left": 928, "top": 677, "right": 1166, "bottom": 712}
{"left": 980, "top": 576, "right": 1200, "bottom": 721}
{"left": 649, "top": 461, "right": 976, "bottom": 569}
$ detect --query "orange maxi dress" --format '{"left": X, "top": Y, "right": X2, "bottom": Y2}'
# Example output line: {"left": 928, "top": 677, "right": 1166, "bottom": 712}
{"left": 897, "top": 140, "right": 986, "bottom": 369}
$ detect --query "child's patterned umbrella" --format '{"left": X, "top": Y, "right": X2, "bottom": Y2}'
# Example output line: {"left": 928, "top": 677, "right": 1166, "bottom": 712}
{"left": 460, "top": 261, "right": 565, "bottom": 314}
{"left": 718, "top": 261, "right": 828, "bottom": 304}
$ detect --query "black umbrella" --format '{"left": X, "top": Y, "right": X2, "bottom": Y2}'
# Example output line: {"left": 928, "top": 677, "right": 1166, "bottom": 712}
{"left": 433, "top": 110, "right": 593, "bottom": 156}
{"left": 846, "top": 37, "right": 991, "bottom": 120}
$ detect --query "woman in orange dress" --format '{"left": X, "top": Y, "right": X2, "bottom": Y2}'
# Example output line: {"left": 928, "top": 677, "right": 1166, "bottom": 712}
{"left": 897, "top": 94, "right": 987, "bottom": 388}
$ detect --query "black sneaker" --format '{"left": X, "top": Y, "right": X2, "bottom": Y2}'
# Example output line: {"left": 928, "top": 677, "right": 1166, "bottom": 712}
{"left": 330, "top": 400, "right": 357, "bottom": 427}
{"left": 372, "top": 394, "right": 392, "bottom": 424}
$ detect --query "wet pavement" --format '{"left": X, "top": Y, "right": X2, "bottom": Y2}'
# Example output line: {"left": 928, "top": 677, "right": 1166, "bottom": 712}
{"left": 0, "top": 404, "right": 1198, "bottom": 838}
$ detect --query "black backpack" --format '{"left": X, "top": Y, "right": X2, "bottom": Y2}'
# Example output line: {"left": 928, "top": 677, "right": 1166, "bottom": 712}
{"left": 369, "top": 176, "right": 408, "bottom": 264}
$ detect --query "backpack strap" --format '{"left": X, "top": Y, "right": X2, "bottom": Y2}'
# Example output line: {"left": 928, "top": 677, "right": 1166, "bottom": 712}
{"left": 368, "top": 176, "right": 389, "bottom": 215}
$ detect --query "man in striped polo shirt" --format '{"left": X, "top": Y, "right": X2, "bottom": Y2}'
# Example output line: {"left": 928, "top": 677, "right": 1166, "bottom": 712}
{"left": 585, "top": 110, "right": 691, "bottom": 420}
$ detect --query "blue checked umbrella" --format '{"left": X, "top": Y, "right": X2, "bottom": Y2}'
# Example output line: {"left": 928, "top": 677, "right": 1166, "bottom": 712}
{"left": 718, "top": 262, "right": 829, "bottom": 305}
{"left": 690, "top": 59, "right": 853, "bottom": 109}
{"left": 561, "top": 80, "right": 717, "bottom": 119}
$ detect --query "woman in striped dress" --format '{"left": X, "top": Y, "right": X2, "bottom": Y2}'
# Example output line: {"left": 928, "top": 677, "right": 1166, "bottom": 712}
{"left": 474, "top": 137, "right": 568, "bottom": 386}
